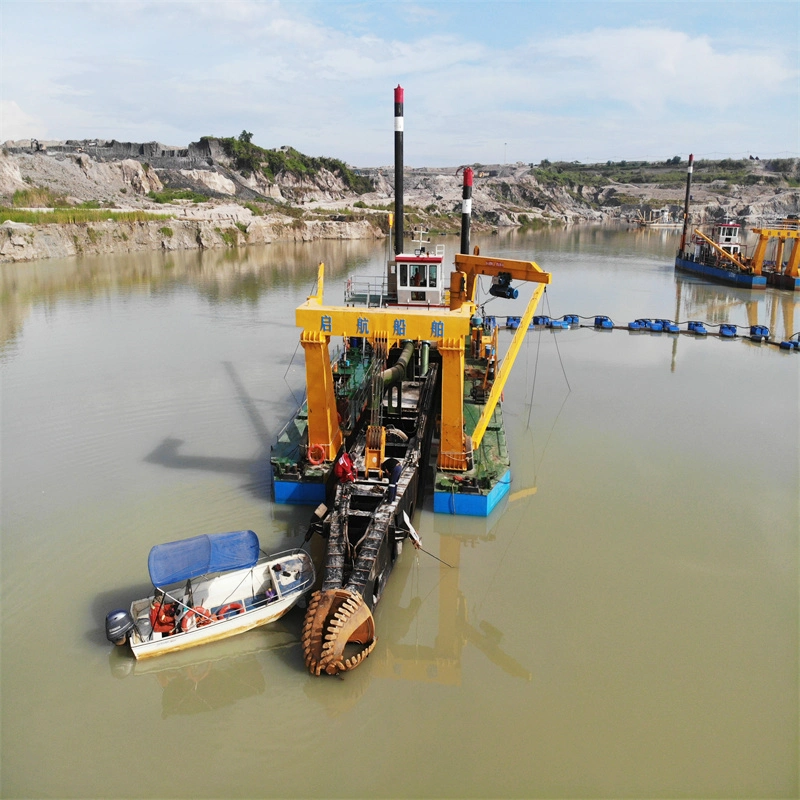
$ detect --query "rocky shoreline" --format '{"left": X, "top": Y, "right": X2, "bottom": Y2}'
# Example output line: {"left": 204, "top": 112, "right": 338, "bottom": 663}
{"left": 1, "top": 213, "right": 381, "bottom": 263}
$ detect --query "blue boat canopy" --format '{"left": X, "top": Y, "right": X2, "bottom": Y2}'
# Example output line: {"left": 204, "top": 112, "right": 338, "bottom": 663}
{"left": 148, "top": 530, "right": 260, "bottom": 586}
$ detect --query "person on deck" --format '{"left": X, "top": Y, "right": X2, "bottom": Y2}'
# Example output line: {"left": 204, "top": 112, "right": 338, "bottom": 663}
{"left": 334, "top": 451, "right": 356, "bottom": 483}
{"left": 150, "top": 592, "right": 178, "bottom": 634}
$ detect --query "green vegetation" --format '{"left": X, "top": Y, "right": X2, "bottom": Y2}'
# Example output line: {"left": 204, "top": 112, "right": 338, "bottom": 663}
{"left": 516, "top": 214, "right": 553, "bottom": 230}
{"left": 205, "top": 133, "right": 373, "bottom": 193}
{"left": 159, "top": 226, "right": 174, "bottom": 237}
{"left": 243, "top": 201, "right": 265, "bottom": 216}
{"left": 276, "top": 203, "right": 305, "bottom": 220}
{"left": 12, "top": 187, "right": 69, "bottom": 207}
{"left": 530, "top": 157, "right": 799, "bottom": 191}
{"left": 86, "top": 227, "right": 100, "bottom": 244}
{"left": 234, "top": 221, "right": 248, "bottom": 235}
{"left": 215, "top": 227, "right": 239, "bottom": 247}
{"left": 0, "top": 208, "right": 174, "bottom": 224}
{"left": 147, "top": 188, "right": 209, "bottom": 204}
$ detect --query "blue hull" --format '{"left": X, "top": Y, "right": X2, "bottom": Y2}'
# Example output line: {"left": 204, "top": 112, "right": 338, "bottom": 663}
{"left": 675, "top": 256, "right": 766, "bottom": 289}
{"left": 766, "top": 273, "right": 800, "bottom": 291}
{"left": 273, "top": 479, "right": 326, "bottom": 505}
{"left": 433, "top": 469, "right": 511, "bottom": 516}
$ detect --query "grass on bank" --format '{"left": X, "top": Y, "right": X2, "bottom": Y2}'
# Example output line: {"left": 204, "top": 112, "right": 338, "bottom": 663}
{"left": 0, "top": 208, "right": 174, "bottom": 224}
{"left": 147, "top": 188, "right": 209, "bottom": 204}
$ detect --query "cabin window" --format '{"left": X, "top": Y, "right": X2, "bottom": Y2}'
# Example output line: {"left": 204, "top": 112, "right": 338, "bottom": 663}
{"left": 399, "top": 263, "right": 408, "bottom": 287}
{"left": 410, "top": 265, "right": 427, "bottom": 287}
{"left": 429, "top": 265, "right": 438, "bottom": 288}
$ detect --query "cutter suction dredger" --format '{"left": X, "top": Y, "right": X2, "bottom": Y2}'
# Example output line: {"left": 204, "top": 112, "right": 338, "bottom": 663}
{"left": 277, "top": 85, "right": 551, "bottom": 674}
{"left": 294, "top": 247, "right": 550, "bottom": 674}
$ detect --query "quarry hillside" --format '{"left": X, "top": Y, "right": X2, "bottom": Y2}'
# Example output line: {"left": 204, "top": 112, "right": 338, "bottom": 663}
{"left": 1, "top": 135, "right": 798, "bottom": 263}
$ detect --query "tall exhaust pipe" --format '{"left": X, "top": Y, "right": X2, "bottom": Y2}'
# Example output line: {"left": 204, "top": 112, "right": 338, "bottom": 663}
{"left": 394, "top": 85, "right": 404, "bottom": 256}
{"left": 460, "top": 167, "right": 473, "bottom": 254}
{"left": 679, "top": 153, "right": 694, "bottom": 254}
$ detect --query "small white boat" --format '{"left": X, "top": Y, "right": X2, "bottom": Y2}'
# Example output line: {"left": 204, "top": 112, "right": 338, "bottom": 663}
{"left": 105, "top": 530, "right": 315, "bottom": 659}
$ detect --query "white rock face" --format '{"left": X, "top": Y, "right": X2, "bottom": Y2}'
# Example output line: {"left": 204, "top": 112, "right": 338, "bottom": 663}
{"left": 118, "top": 159, "right": 163, "bottom": 194}
{"left": 0, "top": 215, "right": 383, "bottom": 263}
{"left": 0, "top": 154, "right": 27, "bottom": 195}
{"left": 179, "top": 169, "right": 237, "bottom": 195}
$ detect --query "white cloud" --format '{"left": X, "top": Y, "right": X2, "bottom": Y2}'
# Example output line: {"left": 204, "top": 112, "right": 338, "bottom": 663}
{"left": 530, "top": 27, "right": 795, "bottom": 111}
{"left": 0, "top": 101, "right": 46, "bottom": 141}
{"left": 0, "top": 3, "right": 796, "bottom": 165}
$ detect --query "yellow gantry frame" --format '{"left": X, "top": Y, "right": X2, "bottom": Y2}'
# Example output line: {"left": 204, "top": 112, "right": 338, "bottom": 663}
{"left": 750, "top": 226, "right": 800, "bottom": 278}
{"left": 296, "top": 257, "right": 551, "bottom": 470}
{"left": 693, "top": 226, "right": 800, "bottom": 278}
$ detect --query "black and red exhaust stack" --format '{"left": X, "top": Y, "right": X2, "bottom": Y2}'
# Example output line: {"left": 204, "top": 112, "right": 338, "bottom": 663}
{"left": 394, "top": 85, "right": 404, "bottom": 256}
{"left": 679, "top": 153, "right": 694, "bottom": 254}
{"left": 460, "top": 167, "right": 473, "bottom": 255}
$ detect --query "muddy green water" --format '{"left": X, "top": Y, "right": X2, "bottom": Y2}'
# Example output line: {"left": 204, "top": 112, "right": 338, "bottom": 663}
{"left": 1, "top": 228, "right": 797, "bottom": 799}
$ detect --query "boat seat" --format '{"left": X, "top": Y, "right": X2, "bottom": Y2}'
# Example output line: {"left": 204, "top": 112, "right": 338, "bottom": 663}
{"left": 135, "top": 612, "right": 153, "bottom": 637}
{"left": 276, "top": 571, "right": 302, "bottom": 592}
{"left": 244, "top": 594, "right": 267, "bottom": 611}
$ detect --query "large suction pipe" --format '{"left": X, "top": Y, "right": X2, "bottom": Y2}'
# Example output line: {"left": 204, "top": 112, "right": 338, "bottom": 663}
{"left": 394, "top": 85, "right": 404, "bottom": 256}
{"left": 460, "top": 167, "right": 473, "bottom": 255}
{"left": 679, "top": 153, "right": 694, "bottom": 253}
{"left": 381, "top": 340, "right": 414, "bottom": 387}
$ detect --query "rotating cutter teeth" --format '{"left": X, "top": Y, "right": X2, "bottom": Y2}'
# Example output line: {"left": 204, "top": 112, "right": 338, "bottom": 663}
{"left": 300, "top": 588, "right": 376, "bottom": 676}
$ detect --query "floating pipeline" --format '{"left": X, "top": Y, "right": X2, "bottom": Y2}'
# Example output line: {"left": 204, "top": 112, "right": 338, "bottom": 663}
{"left": 501, "top": 315, "right": 800, "bottom": 352}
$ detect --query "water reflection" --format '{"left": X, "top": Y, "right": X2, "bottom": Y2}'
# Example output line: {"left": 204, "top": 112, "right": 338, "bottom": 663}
{"left": 675, "top": 277, "right": 797, "bottom": 341}
{"left": 142, "top": 360, "right": 281, "bottom": 503}
{"left": 109, "top": 625, "right": 297, "bottom": 717}
{"left": 483, "top": 226, "right": 679, "bottom": 263}
{"left": 303, "top": 514, "right": 532, "bottom": 717}
{"left": 0, "top": 238, "right": 380, "bottom": 354}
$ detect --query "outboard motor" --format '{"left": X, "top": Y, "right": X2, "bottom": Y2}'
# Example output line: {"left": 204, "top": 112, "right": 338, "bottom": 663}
{"left": 105, "top": 609, "right": 135, "bottom": 646}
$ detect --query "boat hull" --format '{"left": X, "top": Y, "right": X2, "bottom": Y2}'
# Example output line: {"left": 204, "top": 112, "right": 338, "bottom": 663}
{"left": 131, "top": 600, "right": 295, "bottom": 659}
{"left": 766, "top": 272, "right": 800, "bottom": 291}
{"left": 127, "top": 551, "right": 314, "bottom": 660}
{"left": 434, "top": 468, "right": 511, "bottom": 516}
{"left": 675, "top": 255, "right": 766, "bottom": 289}
{"left": 273, "top": 479, "right": 327, "bottom": 505}
{"left": 433, "top": 367, "right": 511, "bottom": 518}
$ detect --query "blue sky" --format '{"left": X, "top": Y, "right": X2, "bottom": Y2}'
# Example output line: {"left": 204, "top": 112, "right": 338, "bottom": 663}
{"left": 2, "top": 0, "right": 798, "bottom": 166}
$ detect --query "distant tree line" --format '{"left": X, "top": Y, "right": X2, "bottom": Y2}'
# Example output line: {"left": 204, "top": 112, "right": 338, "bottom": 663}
{"left": 529, "top": 156, "right": 798, "bottom": 189}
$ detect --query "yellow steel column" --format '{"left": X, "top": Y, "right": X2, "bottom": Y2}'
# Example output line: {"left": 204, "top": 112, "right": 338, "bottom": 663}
{"left": 751, "top": 234, "right": 769, "bottom": 275}
{"left": 774, "top": 238, "right": 786, "bottom": 276}
{"left": 470, "top": 284, "right": 546, "bottom": 451}
{"left": 785, "top": 238, "right": 800, "bottom": 277}
{"left": 300, "top": 330, "right": 343, "bottom": 461}
{"left": 438, "top": 337, "right": 467, "bottom": 471}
